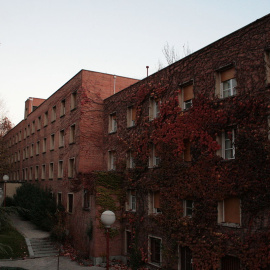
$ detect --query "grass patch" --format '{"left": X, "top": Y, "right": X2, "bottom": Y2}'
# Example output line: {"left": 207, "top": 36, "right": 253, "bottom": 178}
{"left": 0, "top": 222, "right": 28, "bottom": 259}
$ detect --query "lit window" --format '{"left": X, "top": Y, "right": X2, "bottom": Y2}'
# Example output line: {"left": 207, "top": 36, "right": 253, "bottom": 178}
{"left": 149, "top": 236, "right": 162, "bottom": 265}
{"left": 127, "top": 106, "right": 136, "bottom": 127}
{"left": 149, "top": 98, "right": 160, "bottom": 120}
{"left": 218, "top": 197, "right": 241, "bottom": 226}
{"left": 109, "top": 113, "right": 117, "bottom": 133}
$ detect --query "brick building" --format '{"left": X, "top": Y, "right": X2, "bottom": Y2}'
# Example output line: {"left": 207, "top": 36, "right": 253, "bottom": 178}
{"left": 3, "top": 13, "right": 270, "bottom": 269}
{"left": 3, "top": 69, "right": 138, "bottom": 264}
{"left": 103, "top": 14, "right": 270, "bottom": 269}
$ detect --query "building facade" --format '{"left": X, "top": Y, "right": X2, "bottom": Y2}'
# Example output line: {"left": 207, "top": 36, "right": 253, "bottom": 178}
{"left": 3, "top": 13, "right": 270, "bottom": 270}
{"left": 103, "top": 14, "right": 270, "bottom": 270}
{"left": 3, "top": 69, "right": 138, "bottom": 263}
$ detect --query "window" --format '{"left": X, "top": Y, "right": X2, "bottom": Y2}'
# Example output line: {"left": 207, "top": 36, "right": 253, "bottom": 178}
{"left": 26, "top": 146, "right": 29, "bottom": 159}
{"left": 43, "top": 138, "right": 47, "bottom": 153}
{"left": 149, "top": 98, "right": 160, "bottom": 120}
{"left": 36, "top": 141, "right": 40, "bottom": 155}
{"left": 217, "top": 129, "right": 235, "bottom": 160}
{"left": 49, "top": 162, "right": 54, "bottom": 179}
{"left": 59, "top": 130, "right": 65, "bottom": 148}
{"left": 184, "top": 200, "right": 194, "bottom": 217}
{"left": 108, "top": 151, "right": 116, "bottom": 170}
{"left": 32, "top": 121, "right": 35, "bottom": 134}
{"left": 67, "top": 193, "right": 74, "bottom": 213}
{"left": 44, "top": 111, "right": 48, "bottom": 126}
{"left": 83, "top": 189, "right": 91, "bottom": 209}
{"left": 27, "top": 125, "right": 30, "bottom": 137}
{"left": 179, "top": 246, "right": 193, "bottom": 270}
{"left": 37, "top": 116, "right": 41, "bottom": 130}
{"left": 58, "top": 160, "right": 63, "bottom": 179}
{"left": 125, "top": 230, "right": 132, "bottom": 255}
{"left": 69, "top": 124, "right": 75, "bottom": 144}
{"left": 70, "top": 91, "right": 77, "bottom": 110}
{"left": 148, "top": 192, "right": 161, "bottom": 214}
{"left": 109, "top": 113, "right": 117, "bottom": 133}
{"left": 218, "top": 197, "right": 241, "bottom": 226}
{"left": 127, "top": 151, "right": 135, "bottom": 169}
{"left": 149, "top": 236, "right": 162, "bottom": 265}
{"left": 127, "top": 106, "right": 136, "bottom": 127}
{"left": 179, "top": 83, "right": 194, "bottom": 110}
{"left": 60, "top": 99, "right": 66, "bottom": 116}
{"left": 183, "top": 140, "right": 191, "bottom": 162}
{"left": 149, "top": 144, "right": 160, "bottom": 168}
{"left": 41, "top": 164, "right": 46, "bottom": 180}
{"left": 265, "top": 50, "right": 270, "bottom": 84}
{"left": 24, "top": 168, "right": 28, "bottom": 181}
{"left": 57, "top": 192, "right": 62, "bottom": 206}
{"left": 30, "top": 143, "right": 34, "bottom": 157}
{"left": 50, "top": 134, "right": 55, "bottom": 150}
{"left": 68, "top": 158, "right": 75, "bottom": 178}
{"left": 19, "top": 131, "right": 22, "bottom": 141}
{"left": 35, "top": 165, "right": 39, "bottom": 180}
{"left": 24, "top": 128, "right": 26, "bottom": 139}
{"left": 29, "top": 167, "right": 33, "bottom": 181}
{"left": 51, "top": 106, "right": 56, "bottom": 122}
{"left": 126, "top": 190, "right": 136, "bottom": 212}
{"left": 221, "top": 255, "right": 240, "bottom": 270}
{"left": 216, "top": 67, "right": 237, "bottom": 98}
{"left": 18, "top": 150, "right": 20, "bottom": 161}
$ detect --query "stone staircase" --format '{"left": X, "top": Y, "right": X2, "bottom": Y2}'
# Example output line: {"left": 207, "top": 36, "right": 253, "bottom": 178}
{"left": 26, "top": 238, "right": 59, "bottom": 258}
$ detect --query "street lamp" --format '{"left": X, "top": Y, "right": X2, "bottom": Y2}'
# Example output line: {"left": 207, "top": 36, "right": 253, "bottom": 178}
{"left": 101, "top": 210, "right": 116, "bottom": 270}
{"left": 2, "top": 175, "right": 9, "bottom": 207}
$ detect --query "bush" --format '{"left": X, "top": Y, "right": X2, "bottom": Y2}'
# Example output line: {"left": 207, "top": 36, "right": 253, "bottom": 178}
{"left": 13, "top": 183, "right": 57, "bottom": 231}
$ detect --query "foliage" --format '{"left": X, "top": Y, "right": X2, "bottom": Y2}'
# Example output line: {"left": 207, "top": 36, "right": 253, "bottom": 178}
{"left": 13, "top": 183, "right": 57, "bottom": 231}
{"left": 0, "top": 221, "right": 28, "bottom": 259}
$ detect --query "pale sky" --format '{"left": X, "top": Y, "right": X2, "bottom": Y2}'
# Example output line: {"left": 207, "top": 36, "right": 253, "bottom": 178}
{"left": 1, "top": 0, "right": 270, "bottom": 126}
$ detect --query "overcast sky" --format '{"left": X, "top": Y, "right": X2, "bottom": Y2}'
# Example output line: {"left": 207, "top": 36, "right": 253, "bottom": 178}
{"left": 1, "top": 0, "right": 270, "bottom": 126}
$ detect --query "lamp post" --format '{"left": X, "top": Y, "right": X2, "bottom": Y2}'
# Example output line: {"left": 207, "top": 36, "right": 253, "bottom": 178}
{"left": 101, "top": 210, "right": 116, "bottom": 270}
{"left": 3, "top": 175, "right": 9, "bottom": 207}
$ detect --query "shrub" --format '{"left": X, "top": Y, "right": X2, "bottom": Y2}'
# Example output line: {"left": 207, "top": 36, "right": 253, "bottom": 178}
{"left": 13, "top": 183, "right": 57, "bottom": 231}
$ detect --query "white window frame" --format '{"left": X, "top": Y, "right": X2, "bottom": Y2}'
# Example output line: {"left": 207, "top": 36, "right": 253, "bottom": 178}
{"left": 183, "top": 200, "right": 194, "bottom": 217}
{"left": 149, "top": 98, "right": 160, "bottom": 120}
{"left": 222, "top": 129, "right": 235, "bottom": 160}
{"left": 109, "top": 113, "right": 117, "bottom": 133}
{"left": 127, "top": 106, "right": 136, "bottom": 127}
{"left": 59, "top": 129, "right": 65, "bottom": 147}
{"left": 60, "top": 99, "right": 66, "bottom": 116}
{"left": 68, "top": 157, "right": 75, "bottom": 178}
{"left": 149, "top": 144, "right": 160, "bottom": 168}
{"left": 127, "top": 151, "right": 135, "bottom": 169}
{"left": 126, "top": 190, "right": 136, "bottom": 212}
{"left": 108, "top": 151, "right": 116, "bottom": 170}
{"left": 221, "top": 78, "right": 237, "bottom": 98}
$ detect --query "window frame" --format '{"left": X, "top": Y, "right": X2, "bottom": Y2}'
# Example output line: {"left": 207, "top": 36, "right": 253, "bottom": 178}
{"left": 148, "top": 235, "right": 162, "bottom": 266}
{"left": 183, "top": 200, "right": 194, "bottom": 217}
{"left": 67, "top": 193, "right": 74, "bottom": 213}
{"left": 109, "top": 113, "right": 117, "bottom": 133}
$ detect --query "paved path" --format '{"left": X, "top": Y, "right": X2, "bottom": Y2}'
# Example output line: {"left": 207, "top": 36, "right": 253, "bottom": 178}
{"left": 0, "top": 214, "right": 105, "bottom": 270}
